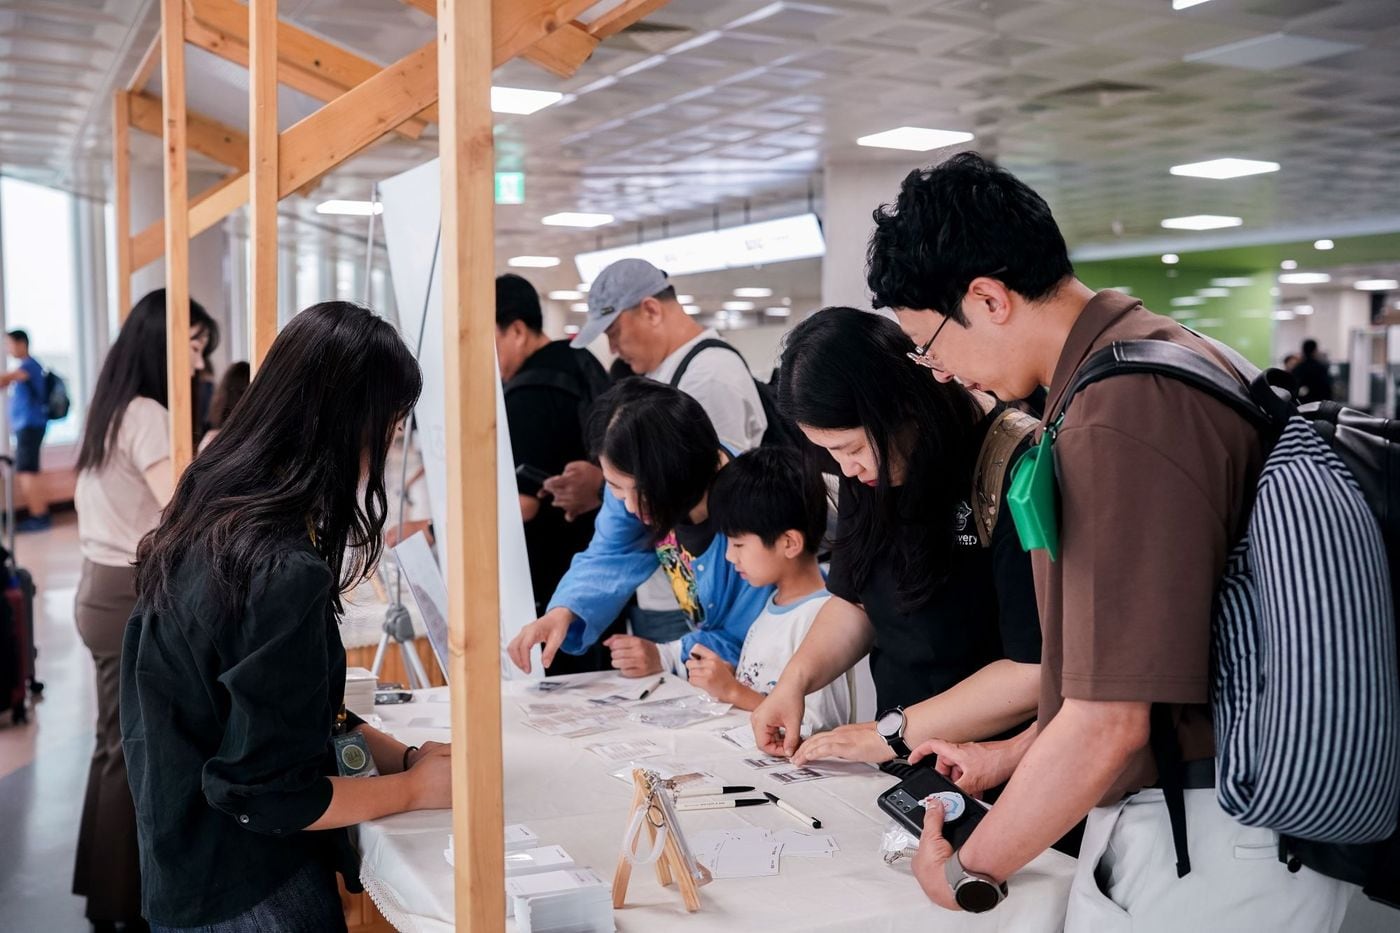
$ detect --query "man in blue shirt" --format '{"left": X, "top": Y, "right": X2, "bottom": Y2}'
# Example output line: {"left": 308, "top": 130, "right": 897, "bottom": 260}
{"left": 2, "top": 329, "right": 50, "bottom": 531}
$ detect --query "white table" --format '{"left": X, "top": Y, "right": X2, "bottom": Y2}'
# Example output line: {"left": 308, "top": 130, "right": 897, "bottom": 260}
{"left": 358, "top": 676, "right": 1075, "bottom": 933}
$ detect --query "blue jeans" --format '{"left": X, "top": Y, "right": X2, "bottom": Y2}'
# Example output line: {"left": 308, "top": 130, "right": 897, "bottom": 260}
{"left": 626, "top": 605, "right": 692, "bottom": 643}
{"left": 150, "top": 860, "right": 346, "bottom": 933}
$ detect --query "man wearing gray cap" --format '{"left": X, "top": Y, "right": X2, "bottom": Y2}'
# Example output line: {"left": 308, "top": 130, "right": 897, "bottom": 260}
{"left": 531, "top": 256, "right": 768, "bottom": 657}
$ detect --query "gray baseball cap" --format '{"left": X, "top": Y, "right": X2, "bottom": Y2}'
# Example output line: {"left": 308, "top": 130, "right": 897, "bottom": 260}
{"left": 570, "top": 258, "right": 671, "bottom": 348}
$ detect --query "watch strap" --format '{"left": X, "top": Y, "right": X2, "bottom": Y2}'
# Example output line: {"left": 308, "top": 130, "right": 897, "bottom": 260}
{"left": 945, "top": 850, "right": 1007, "bottom": 913}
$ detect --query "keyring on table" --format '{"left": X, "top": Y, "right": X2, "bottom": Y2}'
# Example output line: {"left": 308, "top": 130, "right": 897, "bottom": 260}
{"left": 622, "top": 788, "right": 669, "bottom": 866}
{"left": 883, "top": 846, "right": 919, "bottom": 865}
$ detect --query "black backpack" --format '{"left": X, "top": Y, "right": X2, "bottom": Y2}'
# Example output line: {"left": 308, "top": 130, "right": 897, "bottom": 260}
{"left": 666, "top": 338, "right": 807, "bottom": 451}
{"left": 43, "top": 370, "right": 69, "bottom": 421}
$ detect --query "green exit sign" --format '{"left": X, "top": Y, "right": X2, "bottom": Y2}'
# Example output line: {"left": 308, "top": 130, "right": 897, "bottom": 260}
{"left": 495, "top": 171, "right": 525, "bottom": 205}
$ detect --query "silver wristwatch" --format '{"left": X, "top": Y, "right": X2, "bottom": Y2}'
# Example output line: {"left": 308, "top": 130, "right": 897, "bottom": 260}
{"left": 944, "top": 850, "right": 1007, "bottom": 913}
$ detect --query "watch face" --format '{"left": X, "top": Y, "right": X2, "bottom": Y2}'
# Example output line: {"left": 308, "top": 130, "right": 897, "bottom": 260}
{"left": 876, "top": 709, "right": 902, "bottom": 737}
{"left": 955, "top": 879, "right": 1002, "bottom": 913}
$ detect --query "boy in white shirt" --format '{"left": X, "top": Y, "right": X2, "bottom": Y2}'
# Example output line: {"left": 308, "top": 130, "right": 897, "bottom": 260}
{"left": 684, "top": 447, "right": 851, "bottom": 735}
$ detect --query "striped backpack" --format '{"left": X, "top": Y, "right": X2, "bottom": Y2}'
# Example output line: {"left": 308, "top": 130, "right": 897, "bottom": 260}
{"left": 1061, "top": 340, "right": 1400, "bottom": 908}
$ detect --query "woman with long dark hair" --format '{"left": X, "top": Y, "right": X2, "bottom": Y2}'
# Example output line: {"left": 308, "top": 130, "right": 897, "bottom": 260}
{"left": 197, "top": 360, "right": 250, "bottom": 453}
{"left": 505, "top": 378, "right": 770, "bottom": 680}
{"left": 752, "top": 308, "right": 1042, "bottom": 767}
{"left": 121, "top": 302, "right": 448, "bottom": 932}
{"left": 72, "top": 288, "right": 217, "bottom": 932}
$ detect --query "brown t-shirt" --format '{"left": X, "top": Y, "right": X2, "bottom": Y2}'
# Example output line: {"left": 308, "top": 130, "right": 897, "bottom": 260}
{"left": 1033, "top": 290, "right": 1264, "bottom": 805}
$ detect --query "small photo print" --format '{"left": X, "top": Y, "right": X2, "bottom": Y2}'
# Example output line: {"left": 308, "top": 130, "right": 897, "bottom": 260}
{"left": 771, "top": 767, "right": 825, "bottom": 785}
{"left": 742, "top": 756, "right": 787, "bottom": 770}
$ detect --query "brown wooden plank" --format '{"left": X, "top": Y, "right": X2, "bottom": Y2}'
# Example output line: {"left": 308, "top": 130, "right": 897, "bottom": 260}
{"left": 250, "top": 0, "right": 278, "bottom": 370}
{"left": 586, "top": 0, "right": 670, "bottom": 39}
{"left": 112, "top": 90, "right": 131, "bottom": 321}
{"left": 520, "top": 21, "right": 598, "bottom": 78}
{"left": 127, "top": 32, "right": 161, "bottom": 91}
{"left": 128, "top": 91, "right": 249, "bottom": 172}
{"left": 162, "top": 0, "right": 194, "bottom": 476}
{"left": 131, "top": 173, "right": 249, "bottom": 271}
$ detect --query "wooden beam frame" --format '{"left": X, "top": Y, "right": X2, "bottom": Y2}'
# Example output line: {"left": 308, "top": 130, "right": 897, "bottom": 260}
{"left": 520, "top": 21, "right": 599, "bottom": 78}
{"left": 439, "top": 0, "right": 504, "bottom": 929}
{"left": 131, "top": 173, "right": 249, "bottom": 271}
{"left": 127, "top": 32, "right": 162, "bottom": 91}
{"left": 128, "top": 91, "right": 249, "bottom": 172}
{"left": 249, "top": 0, "right": 277, "bottom": 370}
{"left": 112, "top": 90, "right": 131, "bottom": 322}
{"left": 161, "top": 0, "right": 194, "bottom": 475}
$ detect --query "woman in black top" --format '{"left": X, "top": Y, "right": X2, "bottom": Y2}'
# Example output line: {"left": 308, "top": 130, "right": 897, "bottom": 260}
{"left": 121, "top": 302, "right": 448, "bottom": 931}
{"left": 751, "top": 308, "right": 1041, "bottom": 765}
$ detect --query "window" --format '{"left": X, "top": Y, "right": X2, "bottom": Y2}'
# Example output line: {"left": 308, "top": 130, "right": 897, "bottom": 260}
{"left": 1, "top": 177, "right": 84, "bottom": 445}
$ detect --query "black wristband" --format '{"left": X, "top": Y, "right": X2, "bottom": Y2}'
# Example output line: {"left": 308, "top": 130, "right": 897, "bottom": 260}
{"left": 402, "top": 745, "right": 419, "bottom": 772}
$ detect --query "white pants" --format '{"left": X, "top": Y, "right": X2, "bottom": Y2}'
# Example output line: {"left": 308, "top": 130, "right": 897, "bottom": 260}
{"left": 1065, "top": 788, "right": 1355, "bottom": 933}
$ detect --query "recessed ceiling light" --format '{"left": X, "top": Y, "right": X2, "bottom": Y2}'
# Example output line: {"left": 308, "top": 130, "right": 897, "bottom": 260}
{"left": 1162, "top": 253, "right": 1180, "bottom": 265}
{"left": 764, "top": 307, "right": 792, "bottom": 317}
{"left": 1197, "top": 287, "right": 1231, "bottom": 298}
{"left": 1278, "top": 272, "right": 1331, "bottom": 284}
{"left": 676, "top": 294, "right": 695, "bottom": 304}
{"left": 570, "top": 302, "right": 589, "bottom": 312}
{"left": 548, "top": 290, "right": 583, "bottom": 301}
{"left": 1160, "top": 214, "right": 1243, "bottom": 231}
{"left": 1210, "top": 277, "right": 1254, "bottom": 287}
{"left": 1169, "top": 158, "right": 1279, "bottom": 179}
{"left": 491, "top": 86, "right": 564, "bottom": 115}
{"left": 683, "top": 305, "right": 701, "bottom": 315}
{"left": 1294, "top": 304, "right": 1315, "bottom": 315}
{"left": 563, "top": 324, "right": 580, "bottom": 336}
{"left": 734, "top": 287, "right": 773, "bottom": 298}
{"left": 1173, "top": 0, "right": 1216, "bottom": 8}
{"left": 1171, "top": 296, "right": 1207, "bottom": 307}
{"left": 576, "top": 282, "right": 590, "bottom": 292}
{"left": 317, "top": 199, "right": 382, "bottom": 216}
{"left": 1313, "top": 239, "right": 1334, "bottom": 250}
{"left": 856, "top": 126, "right": 975, "bottom": 152}
{"left": 542, "top": 212, "right": 614, "bottom": 228}
{"left": 1354, "top": 279, "right": 1399, "bottom": 291}
{"left": 726, "top": 3, "right": 784, "bottom": 29}
{"left": 723, "top": 300, "right": 756, "bottom": 312}
{"left": 1272, "top": 310, "right": 1295, "bottom": 321}
{"left": 509, "top": 255, "right": 561, "bottom": 268}
{"left": 1280, "top": 259, "right": 1298, "bottom": 270}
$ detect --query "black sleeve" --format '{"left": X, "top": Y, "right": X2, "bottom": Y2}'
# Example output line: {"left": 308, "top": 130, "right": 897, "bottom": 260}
{"left": 989, "top": 437, "right": 1042, "bottom": 664}
{"left": 504, "top": 387, "right": 576, "bottom": 495}
{"left": 824, "top": 484, "right": 859, "bottom": 605}
{"left": 201, "top": 552, "right": 337, "bottom": 835}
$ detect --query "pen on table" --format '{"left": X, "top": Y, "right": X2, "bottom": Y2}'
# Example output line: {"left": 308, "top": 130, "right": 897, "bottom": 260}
{"left": 674, "top": 784, "right": 756, "bottom": 798}
{"left": 637, "top": 675, "right": 664, "bottom": 701}
{"left": 764, "top": 791, "right": 822, "bottom": 829}
{"left": 675, "top": 797, "right": 769, "bottom": 812}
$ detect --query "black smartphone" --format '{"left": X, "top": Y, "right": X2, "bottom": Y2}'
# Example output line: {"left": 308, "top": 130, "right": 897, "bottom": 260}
{"left": 877, "top": 764, "right": 987, "bottom": 849}
{"left": 515, "top": 463, "right": 553, "bottom": 496}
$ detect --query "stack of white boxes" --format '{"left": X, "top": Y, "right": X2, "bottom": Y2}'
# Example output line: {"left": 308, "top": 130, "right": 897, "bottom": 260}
{"left": 343, "top": 667, "right": 377, "bottom": 717}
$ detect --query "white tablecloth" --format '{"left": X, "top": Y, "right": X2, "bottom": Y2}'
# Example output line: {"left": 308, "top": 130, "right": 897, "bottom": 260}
{"left": 358, "top": 676, "right": 1075, "bottom": 933}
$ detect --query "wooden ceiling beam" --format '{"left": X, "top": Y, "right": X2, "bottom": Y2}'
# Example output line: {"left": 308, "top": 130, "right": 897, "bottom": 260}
{"left": 127, "top": 32, "right": 162, "bottom": 91}
{"left": 128, "top": 91, "right": 249, "bottom": 172}
{"left": 402, "top": 0, "right": 599, "bottom": 72}
{"left": 131, "top": 172, "right": 249, "bottom": 271}
{"left": 586, "top": 0, "right": 671, "bottom": 39}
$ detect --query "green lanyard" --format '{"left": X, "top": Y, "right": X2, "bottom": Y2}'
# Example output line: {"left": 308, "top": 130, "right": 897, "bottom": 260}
{"left": 1006, "top": 413, "right": 1063, "bottom": 561}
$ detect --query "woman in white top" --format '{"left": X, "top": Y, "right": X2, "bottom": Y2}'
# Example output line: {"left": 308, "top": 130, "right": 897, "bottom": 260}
{"left": 71, "top": 289, "right": 217, "bottom": 930}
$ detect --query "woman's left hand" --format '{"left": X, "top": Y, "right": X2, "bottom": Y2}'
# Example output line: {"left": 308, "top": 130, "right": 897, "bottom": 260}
{"left": 792, "top": 722, "right": 894, "bottom": 766}
{"left": 604, "top": 634, "right": 662, "bottom": 677}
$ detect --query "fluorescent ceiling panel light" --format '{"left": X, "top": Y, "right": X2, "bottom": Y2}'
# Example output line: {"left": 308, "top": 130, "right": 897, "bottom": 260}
{"left": 1197, "top": 287, "right": 1231, "bottom": 298}
{"left": 676, "top": 294, "right": 695, "bottom": 303}
{"left": 616, "top": 55, "right": 667, "bottom": 78}
{"left": 1280, "top": 259, "right": 1298, "bottom": 270}
{"left": 1354, "top": 279, "right": 1399, "bottom": 291}
{"left": 575, "top": 75, "right": 618, "bottom": 95}
{"left": 1169, "top": 158, "right": 1279, "bottom": 179}
{"left": 548, "top": 290, "right": 584, "bottom": 301}
{"left": 570, "top": 302, "right": 590, "bottom": 312}
{"left": 1184, "top": 33, "right": 1360, "bottom": 71}
{"left": 1210, "top": 277, "right": 1254, "bottom": 287}
{"left": 1272, "top": 310, "right": 1295, "bottom": 321}
{"left": 726, "top": 2, "right": 784, "bottom": 29}
{"left": 575, "top": 213, "right": 825, "bottom": 281}
{"left": 764, "top": 307, "right": 791, "bottom": 317}
{"left": 723, "top": 300, "right": 756, "bottom": 311}
{"left": 1162, "top": 253, "right": 1180, "bottom": 265}
{"left": 669, "top": 30, "right": 721, "bottom": 54}
{"left": 1160, "top": 214, "right": 1242, "bottom": 231}
{"left": 576, "top": 282, "right": 590, "bottom": 292}
{"left": 1314, "top": 239, "right": 1334, "bottom": 250}
{"left": 509, "top": 255, "right": 561, "bottom": 268}
{"left": 1173, "top": 0, "right": 1216, "bottom": 8}
{"left": 317, "top": 199, "right": 381, "bottom": 216}
{"left": 491, "top": 86, "right": 564, "bottom": 115}
{"left": 857, "top": 126, "right": 975, "bottom": 152}
{"left": 543, "top": 212, "right": 614, "bottom": 228}
{"left": 1171, "top": 296, "right": 1207, "bottom": 307}
{"left": 1294, "top": 305, "right": 1315, "bottom": 315}
{"left": 734, "top": 287, "right": 773, "bottom": 298}
{"left": 1278, "top": 272, "right": 1331, "bottom": 285}
{"left": 564, "top": 324, "right": 580, "bottom": 336}
{"left": 683, "top": 305, "right": 701, "bottom": 315}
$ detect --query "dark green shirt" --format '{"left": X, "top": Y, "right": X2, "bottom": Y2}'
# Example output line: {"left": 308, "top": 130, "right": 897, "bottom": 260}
{"left": 120, "top": 541, "right": 362, "bottom": 926}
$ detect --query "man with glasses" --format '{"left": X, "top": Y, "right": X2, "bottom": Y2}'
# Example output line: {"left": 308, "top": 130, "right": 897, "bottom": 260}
{"left": 864, "top": 152, "right": 1351, "bottom": 930}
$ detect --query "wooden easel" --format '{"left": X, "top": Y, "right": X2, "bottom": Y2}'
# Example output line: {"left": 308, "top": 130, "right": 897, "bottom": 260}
{"left": 613, "top": 769, "right": 706, "bottom": 913}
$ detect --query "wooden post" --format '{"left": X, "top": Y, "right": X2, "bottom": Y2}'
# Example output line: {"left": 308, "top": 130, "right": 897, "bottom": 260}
{"left": 112, "top": 90, "right": 132, "bottom": 322}
{"left": 438, "top": 0, "right": 504, "bottom": 930}
{"left": 161, "top": 0, "right": 193, "bottom": 475}
{"left": 249, "top": 0, "right": 278, "bottom": 369}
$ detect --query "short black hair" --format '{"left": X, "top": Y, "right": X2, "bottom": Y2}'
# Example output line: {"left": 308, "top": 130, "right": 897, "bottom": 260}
{"left": 866, "top": 152, "right": 1073, "bottom": 325}
{"left": 6, "top": 330, "right": 29, "bottom": 346}
{"left": 654, "top": 285, "right": 677, "bottom": 304}
{"left": 1302, "top": 339, "right": 1319, "bottom": 356}
{"left": 708, "top": 447, "right": 827, "bottom": 554}
{"left": 496, "top": 273, "right": 543, "bottom": 332}
{"left": 588, "top": 377, "right": 720, "bottom": 542}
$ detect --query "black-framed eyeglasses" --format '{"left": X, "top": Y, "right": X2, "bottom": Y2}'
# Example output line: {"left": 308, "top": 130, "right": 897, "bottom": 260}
{"left": 904, "top": 266, "right": 1009, "bottom": 372}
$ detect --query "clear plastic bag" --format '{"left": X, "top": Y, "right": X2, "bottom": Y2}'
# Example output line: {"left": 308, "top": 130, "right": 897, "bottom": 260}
{"left": 879, "top": 821, "right": 919, "bottom": 870}
{"left": 627, "top": 694, "right": 732, "bottom": 729}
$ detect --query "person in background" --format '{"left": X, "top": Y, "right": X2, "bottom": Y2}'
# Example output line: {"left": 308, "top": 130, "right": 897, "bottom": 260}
{"left": 72, "top": 289, "right": 218, "bottom": 933}
{"left": 197, "top": 361, "right": 250, "bottom": 454}
{"left": 751, "top": 308, "right": 1042, "bottom": 769}
{"left": 688, "top": 447, "right": 849, "bottom": 736}
{"left": 2, "top": 329, "right": 52, "bottom": 531}
{"left": 1292, "top": 338, "right": 1334, "bottom": 402}
{"left": 123, "top": 302, "right": 449, "bottom": 932}
{"left": 495, "top": 273, "right": 615, "bottom": 673}
{"left": 505, "top": 379, "right": 770, "bottom": 678}
{"left": 542, "top": 258, "right": 768, "bottom": 646}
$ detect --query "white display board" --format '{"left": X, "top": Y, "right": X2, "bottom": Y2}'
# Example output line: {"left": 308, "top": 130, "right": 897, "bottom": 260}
{"left": 379, "top": 160, "right": 540, "bottom": 679}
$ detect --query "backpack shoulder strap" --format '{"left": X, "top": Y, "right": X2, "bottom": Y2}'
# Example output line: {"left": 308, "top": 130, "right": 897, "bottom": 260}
{"left": 972, "top": 408, "right": 1040, "bottom": 547}
{"left": 504, "top": 369, "right": 583, "bottom": 400}
{"left": 668, "top": 338, "right": 744, "bottom": 388}
{"left": 1058, "top": 340, "right": 1289, "bottom": 430}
